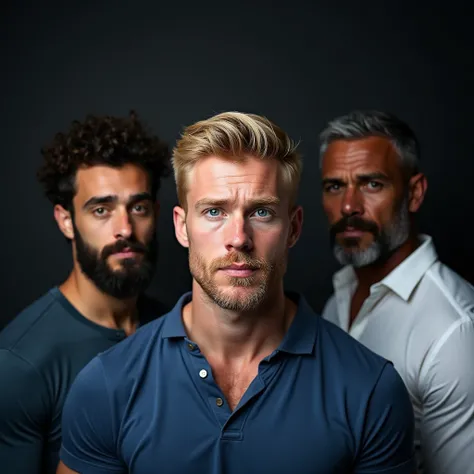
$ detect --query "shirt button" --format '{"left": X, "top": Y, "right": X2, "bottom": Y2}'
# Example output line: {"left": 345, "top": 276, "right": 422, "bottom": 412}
{"left": 187, "top": 343, "right": 195, "bottom": 350}
{"left": 216, "top": 397, "right": 224, "bottom": 407}
{"left": 199, "top": 369, "right": 208, "bottom": 378}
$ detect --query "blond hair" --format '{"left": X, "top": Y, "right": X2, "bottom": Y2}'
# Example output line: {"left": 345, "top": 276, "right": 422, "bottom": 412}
{"left": 172, "top": 111, "right": 302, "bottom": 208}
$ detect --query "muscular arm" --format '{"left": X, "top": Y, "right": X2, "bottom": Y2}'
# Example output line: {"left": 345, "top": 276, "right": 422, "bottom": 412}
{"left": 356, "top": 363, "right": 417, "bottom": 474}
{"left": 0, "top": 349, "right": 50, "bottom": 474}
{"left": 59, "top": 357, "right": 125, "bottom": 474}
{"left": 420, "top": 319, "right": 474, "bottom": 474}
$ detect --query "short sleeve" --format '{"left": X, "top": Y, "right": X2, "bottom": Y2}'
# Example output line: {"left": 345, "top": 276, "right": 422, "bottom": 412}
{"left": 0, "top": 349, "right": 49, "bottom": 474}
{"left": 60, "top": 357, "right": 125, "bottom": 474}
{"left": 356, "top": 363, "right": 416, "bottom": 474}
{"left": 420, "top": 319, "right": 474, "bottom": 474}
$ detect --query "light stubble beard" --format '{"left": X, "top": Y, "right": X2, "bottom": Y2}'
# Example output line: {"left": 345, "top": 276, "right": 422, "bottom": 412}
{"left": 188, "top": 245, "right": 287, "bottom": 312}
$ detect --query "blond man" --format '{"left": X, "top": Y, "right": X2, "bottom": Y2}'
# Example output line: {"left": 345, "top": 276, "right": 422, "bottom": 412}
{"left": 57, "top": 112, "right": 417, "bottom": 474}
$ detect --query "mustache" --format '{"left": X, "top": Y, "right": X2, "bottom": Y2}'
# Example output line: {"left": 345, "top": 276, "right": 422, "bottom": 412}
{"left": 101, "top": 239, "right": 148, "bottom": 260}
{"left": 209, "top": 252, "right": 268, "bottom": 273}
{"left": 330, "top": 216, "right": 379, "bottom": 237}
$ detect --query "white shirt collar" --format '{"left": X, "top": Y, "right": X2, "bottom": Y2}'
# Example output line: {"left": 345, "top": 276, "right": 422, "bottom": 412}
{"left": 333, "top": 234, "right": 439, "bottom": 301}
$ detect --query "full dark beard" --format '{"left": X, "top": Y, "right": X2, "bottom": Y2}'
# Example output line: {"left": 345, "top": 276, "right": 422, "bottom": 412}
{"left": 74, "top": 223, "right": 157, "bottom": 299}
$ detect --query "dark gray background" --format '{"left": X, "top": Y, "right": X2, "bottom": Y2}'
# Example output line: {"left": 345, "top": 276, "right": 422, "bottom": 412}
{"left": 1, "top": 1, "right": 473, "bottom": 328}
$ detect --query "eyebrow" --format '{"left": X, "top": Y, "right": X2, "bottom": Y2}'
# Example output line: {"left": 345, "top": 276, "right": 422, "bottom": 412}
{"left": 83, "top": 192, "right": 153, "bottom": 210}
{"left": 194, "top": 196, "right": 281, "bottom": 210}
{"left": 321, "top": 172, "right": 390, "bottom": 186}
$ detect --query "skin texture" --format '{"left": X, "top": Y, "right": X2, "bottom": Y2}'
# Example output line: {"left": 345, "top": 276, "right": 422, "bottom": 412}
{"left": 321, "top": 136, "right": 427, "bottom": 324}
{"left": 54, "top": 163, "right": 159, "bottom": 334}
{"left": 173, "top": 155, "right": 303, "bottom": 410}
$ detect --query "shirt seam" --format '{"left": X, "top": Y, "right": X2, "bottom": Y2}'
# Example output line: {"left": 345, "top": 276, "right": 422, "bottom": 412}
{"left": 417, "top": 267, "right": 474, "bottom": 385}
{"left": 418, "top": 318, "right": 472, "bottom": 386}
{"left": 0, "top": 348, "right": 52, "bottom": 423}
{"left": 0, "top": 347, "right": 49, "bottom": 394}
{"left": 5, "top": 292, "right": 59, "bottom": 351}
{"left": 424, "top": 267, "right": 474, "bottom": 321}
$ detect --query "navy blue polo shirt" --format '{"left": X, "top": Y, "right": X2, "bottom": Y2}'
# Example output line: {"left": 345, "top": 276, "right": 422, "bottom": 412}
{"left": 60, "top": 292, "right": 416, "bottom": 473}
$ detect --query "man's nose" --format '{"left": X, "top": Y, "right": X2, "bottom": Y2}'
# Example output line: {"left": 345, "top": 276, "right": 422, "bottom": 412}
{"left": 341, "top": 187, "right": 364, "bottom": 217}
{"left": 113, "top": 209, "right": 133, "bottom": 240}
{"left": 224, "top": 215, "right": 253, "bottom": 253}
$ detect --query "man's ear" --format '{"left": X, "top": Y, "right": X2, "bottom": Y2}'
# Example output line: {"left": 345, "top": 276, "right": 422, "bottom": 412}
{"left": 54, "top": 205, "right": 74, "bottom": 240}
{"left": 173, "top": 206, "right": 189, "bottom": 248}
{"left": 288, "top": 205, "right": 304, "bottom": 248}
{"left": 408, "top": 172, "right": 428, "bottom": 213}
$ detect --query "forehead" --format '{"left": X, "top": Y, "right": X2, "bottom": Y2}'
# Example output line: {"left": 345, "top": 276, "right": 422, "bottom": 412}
{"left": 322, "top": 136, "right": 400, "bottom": 176}
{"left": 75, "top": 164, "right": 150, "bottom": 200}
{"left": 187, "top": 155, "right": 283, "bottom": 203}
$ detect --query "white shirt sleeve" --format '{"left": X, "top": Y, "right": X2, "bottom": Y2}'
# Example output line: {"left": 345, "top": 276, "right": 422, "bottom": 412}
{"left": 420, "top": 318, "right": 474, "bottom": 474}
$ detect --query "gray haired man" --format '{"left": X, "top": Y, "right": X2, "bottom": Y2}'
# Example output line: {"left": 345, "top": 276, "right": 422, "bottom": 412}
{"left": 319, "top": 110, "right": 474, "bottom": 474}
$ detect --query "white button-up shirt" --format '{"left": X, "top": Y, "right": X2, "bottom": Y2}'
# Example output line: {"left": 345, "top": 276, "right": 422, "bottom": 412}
{"left": 322, "top": 234, "right": 474, "bottom": 474}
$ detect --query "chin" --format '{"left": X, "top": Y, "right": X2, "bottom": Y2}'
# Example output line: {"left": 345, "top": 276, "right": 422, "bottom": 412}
{"left": 218, "top": 283, "right": 262, "bottom": 299}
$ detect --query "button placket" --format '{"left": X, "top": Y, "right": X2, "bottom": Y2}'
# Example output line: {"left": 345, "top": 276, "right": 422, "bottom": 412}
{"left": 182, "top": 340, "right": 230, "bottom": 426}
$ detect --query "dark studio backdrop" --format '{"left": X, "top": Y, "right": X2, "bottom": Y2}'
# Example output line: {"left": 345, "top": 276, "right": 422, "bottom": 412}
{"left": 1, "top": 1, "right": 473, "bottom": 329}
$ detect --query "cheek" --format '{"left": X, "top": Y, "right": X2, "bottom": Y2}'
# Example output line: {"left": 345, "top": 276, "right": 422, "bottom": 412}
{"left": 75, "top": 218, "right": 104, "bottom": 246}
{"left": 190, "top": 220, "right": 220, "bottom": 241}
{"left": 252, "top": 223, "right": 287, "bottom": 255}
{"left": 133, "top": 217, "right": 156, "bottom": 240}
{"left": 187, "top": 220, "right": 223, "bottom": 255}
{"left": 364, "top": 195, "right": 393, "bottom": 225}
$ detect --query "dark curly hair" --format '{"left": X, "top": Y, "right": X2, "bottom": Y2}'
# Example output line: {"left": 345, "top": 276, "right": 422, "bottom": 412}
{"left": 37, "top": 110, "right": 170, "bottom": 210}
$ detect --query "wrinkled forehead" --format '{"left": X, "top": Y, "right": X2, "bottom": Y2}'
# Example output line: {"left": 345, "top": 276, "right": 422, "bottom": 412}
{"left": 322, "top": 137, "right": 401, "bottom": 177}
{"left": 186, "top": 155, "right": 288, "bottom": 206}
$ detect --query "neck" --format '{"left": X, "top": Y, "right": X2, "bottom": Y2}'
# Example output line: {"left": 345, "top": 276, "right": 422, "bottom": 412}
{"left": 59, "top": 264, "right": 139, "bottom": 335}
{"left": 354, "top": 233, "right": 421, "bottom": 290}
{"left": 183, "top": 281, "right": 296, "bottom": 363}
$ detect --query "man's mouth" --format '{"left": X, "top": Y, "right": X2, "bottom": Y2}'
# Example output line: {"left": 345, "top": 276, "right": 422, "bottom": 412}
{"left": 220, "top": 263, "right": 257, "bottom": 277}
{"left": 340, "top": 227, "right": 365, "bottom": 238}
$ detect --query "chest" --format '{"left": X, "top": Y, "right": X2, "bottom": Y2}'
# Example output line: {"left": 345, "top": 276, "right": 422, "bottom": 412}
{"left": 119, "top": 359, "right": 355, "bottom": 474}
{"left": 211, "top": 363, "right": 259, "bottom": 411}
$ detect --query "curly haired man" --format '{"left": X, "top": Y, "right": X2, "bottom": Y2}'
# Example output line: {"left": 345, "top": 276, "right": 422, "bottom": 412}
{"left": 0, "top": 111, "right": 170, "bottom": 474}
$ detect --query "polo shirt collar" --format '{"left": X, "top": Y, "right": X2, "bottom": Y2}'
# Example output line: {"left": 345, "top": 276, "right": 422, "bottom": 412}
{"left": 161, "top": 292, "right": 191, "bottom": 338}
{"left": 161, "top": 291, "right": 317, "bottom": 355}
{"left": 333, "top": 234, "right": 438, "bottom": 301}
{"left": 277, "top": 293, "right": 317, "bottom": 355}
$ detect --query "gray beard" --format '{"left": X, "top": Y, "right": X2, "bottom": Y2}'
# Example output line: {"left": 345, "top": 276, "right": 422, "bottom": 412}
{"left": 333, "top": 199, "right": 411, "bottom": 268}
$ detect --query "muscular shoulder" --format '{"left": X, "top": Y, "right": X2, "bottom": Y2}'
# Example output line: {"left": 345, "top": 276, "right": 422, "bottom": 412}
{"left": 317, "top": 316, "right": 392, "bottom": 393}
{"left": 0, "top": 289, "right": 72, "bottom": 380}
{"left": 421, "top": 261, "right": 474, "bottom": 324}
{"left": 96, "top": 314, "right": 170, "bottom": 382}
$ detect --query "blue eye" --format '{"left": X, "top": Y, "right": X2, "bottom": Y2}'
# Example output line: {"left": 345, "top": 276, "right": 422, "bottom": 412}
{"left": 206, "top": 208, "right": 221, "bottom": 217}
{"left": 255, "top": 208, "right": 271, "bottom": 218}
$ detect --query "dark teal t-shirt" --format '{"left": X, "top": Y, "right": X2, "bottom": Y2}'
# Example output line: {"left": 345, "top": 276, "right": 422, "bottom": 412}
{"left": 0, "top": 287, "right": 167, "bottom": 474}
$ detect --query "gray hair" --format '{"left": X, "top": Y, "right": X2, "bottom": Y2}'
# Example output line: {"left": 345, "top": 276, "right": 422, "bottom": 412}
{"left": 319, "top": 110, "right": 420, "bottom": 175}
